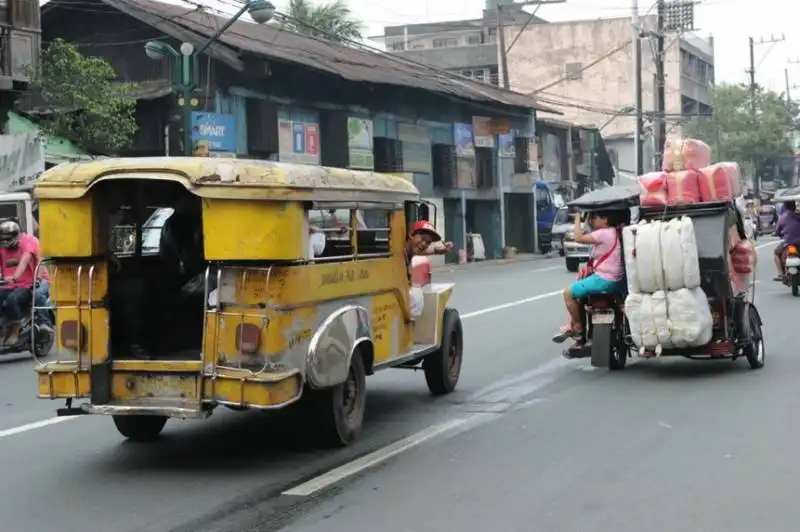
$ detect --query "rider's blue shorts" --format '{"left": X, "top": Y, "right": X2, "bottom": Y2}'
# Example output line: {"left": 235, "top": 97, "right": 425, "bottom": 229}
{"left": 569, "top": 273, "right": 618, "bottom": 299}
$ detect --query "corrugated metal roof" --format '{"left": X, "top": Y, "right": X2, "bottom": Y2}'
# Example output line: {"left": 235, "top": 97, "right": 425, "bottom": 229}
{"left": 88, "top": 0, "right": 561, "bottom": 115}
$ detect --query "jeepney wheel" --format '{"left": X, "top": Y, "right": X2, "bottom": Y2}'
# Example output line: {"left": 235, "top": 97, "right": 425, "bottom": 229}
{"left": 112, "top": 415, "right": 168, "bottom": 442}
{"left": 744, "top": 305, "right": 765, "bottom": 370}
{"left": 424, "top": 308, "right": 463, "bottom": 396}
{"left": 310, "top": 351, "right": 367, "bottom": 448}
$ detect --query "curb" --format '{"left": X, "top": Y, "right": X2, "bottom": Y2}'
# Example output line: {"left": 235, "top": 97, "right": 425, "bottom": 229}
{"left": 431, "top": 254, "right": 552, "bottom": 273}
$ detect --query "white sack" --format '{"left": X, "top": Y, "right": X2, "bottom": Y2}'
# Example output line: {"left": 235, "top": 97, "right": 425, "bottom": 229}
{"left": 660, "top": 219, "right": 684, "bottom": 290}
{"left": 622, "top": 224, "right": 640, "bottom": 293}
{"left": 666, "top": 287, "right": 713, "bottom": 347}
{"left": 625, "top": 287, "right": 713, "bottom": 350}
{"left": 677, "top": 217, "right": 701, "bottom": 289}
{"left": 632, "top": 221, "right": 665, "bottom": 293}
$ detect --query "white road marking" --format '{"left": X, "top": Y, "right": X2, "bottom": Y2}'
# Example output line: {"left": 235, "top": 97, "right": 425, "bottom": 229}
{"left": 0, "top": 416, "right": 77, "bottom": 438}
{"left": 281, "top": 418, "right": 468, "bottom": 497}
{"left": 461, "top": 290, "right": 563, "bottom": 319}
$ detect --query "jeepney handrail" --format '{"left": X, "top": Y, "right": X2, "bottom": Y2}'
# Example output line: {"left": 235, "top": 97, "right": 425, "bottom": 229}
{"left": 208, "top": 265, "right": 274, "bottom": 390}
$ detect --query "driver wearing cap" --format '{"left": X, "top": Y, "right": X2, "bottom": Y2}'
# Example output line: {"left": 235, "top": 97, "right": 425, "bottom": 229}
{"left": 406, "top": 220, "right": 453, "bottom": 266}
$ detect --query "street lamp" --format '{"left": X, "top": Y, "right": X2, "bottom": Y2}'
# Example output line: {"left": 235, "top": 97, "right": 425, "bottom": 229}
{"left": 145, "top": 0, "right": 276, "bottom": 155}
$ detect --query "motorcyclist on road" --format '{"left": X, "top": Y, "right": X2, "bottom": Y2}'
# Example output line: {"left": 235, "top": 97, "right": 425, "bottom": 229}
{"left": 552, "top": 210, "right": 623, "bottom": 345}
{"left": 0, "top": 220, "right": 40, "bottom": 345}
{"left": 773, "top": 201, "right": 800, "bottom": 281}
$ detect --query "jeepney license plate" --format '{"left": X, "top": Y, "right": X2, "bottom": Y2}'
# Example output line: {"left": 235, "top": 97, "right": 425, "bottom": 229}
{"left": 592, "top": 312, "right": 614, "bottom": 325}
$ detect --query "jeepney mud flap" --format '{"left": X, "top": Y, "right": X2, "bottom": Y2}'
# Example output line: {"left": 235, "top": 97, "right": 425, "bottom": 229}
{"left": 90, "top": 360, "right": 113, "bottom": 405}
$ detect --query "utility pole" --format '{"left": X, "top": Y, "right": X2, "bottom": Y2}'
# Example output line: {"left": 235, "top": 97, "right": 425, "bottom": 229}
{"left": 786, "top": 68, "right": 793, "bottom": 113}
{"left": 495, "top": 0, "right": 565, "bottom": 89}
{"left": 632, "top": 0, "right": 643, "bottom": 175}
{"left": 746, "top": 34, "right": 785, "bottom": 192}
{"left": 653, "top": 0, "right": 666, "bottom": 170}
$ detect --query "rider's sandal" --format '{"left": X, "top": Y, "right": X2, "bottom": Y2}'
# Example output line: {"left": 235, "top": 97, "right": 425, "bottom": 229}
{"left": 552, "top": 325, "right": 579, "bottom": 344}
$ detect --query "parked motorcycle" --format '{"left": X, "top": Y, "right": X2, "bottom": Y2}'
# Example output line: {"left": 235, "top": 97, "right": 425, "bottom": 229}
{"left": 0, "top": 282, "right": 55, "bottom": 358}
{"left": 785, "top": 244, "right": 800, "bottom": 296}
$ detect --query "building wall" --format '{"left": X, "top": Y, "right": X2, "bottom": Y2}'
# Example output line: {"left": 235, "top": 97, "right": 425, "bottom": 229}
{"left": 504, "top": 17, "right": 711, "bottom": 140}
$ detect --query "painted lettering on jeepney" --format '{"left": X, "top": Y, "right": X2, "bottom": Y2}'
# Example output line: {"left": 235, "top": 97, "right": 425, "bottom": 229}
{"left": 319, "top": 266, "right": 370, "bottom": 287}
{"left": 287, "top": 328, "right": 313, "bottom": 350}
{"left": 372, "top": 302, "right": 394, "bottom": 342}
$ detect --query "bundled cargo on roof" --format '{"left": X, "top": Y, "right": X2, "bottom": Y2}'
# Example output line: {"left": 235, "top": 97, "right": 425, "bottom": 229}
{"left": 636, "top": 138, "right": 742, "bottom": 206}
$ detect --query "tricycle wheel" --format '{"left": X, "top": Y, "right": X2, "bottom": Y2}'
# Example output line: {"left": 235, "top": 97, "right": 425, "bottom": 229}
{"left": 305, "top": 350, "right": 367, "bottom": 447}
{"left": 609, "top": 314, "right": 628, "bottom": 371}
{"left": 745, "top": 305, "right": 765, "bottom": 370}
{"left": 112, "top": 415, "right": 167, "bottom": 442}
{"left": 424, "top": 308, "right": 463, "bottom": 396}
{"left": 792, "top": 276, "right": 799, "bottom": 296}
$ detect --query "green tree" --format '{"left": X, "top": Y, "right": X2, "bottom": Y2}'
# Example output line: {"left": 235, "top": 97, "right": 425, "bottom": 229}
{"left": 685, "top": 83, "right": 796, "bottom": 183}
{"left": 284, "top": 0, "right": 364, "bottom": 43}
{"left": 27, "top": 38, "right": 137, "bottom": 154}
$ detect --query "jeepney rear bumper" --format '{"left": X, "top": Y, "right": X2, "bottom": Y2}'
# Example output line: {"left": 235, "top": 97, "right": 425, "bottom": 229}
{"left": 36, "top": 362, "right": 303, "bottom": 418}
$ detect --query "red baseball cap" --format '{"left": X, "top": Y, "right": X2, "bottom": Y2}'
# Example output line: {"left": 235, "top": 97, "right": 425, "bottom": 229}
{"left": 411, "top": 220, "right": 442, "bottom": 242}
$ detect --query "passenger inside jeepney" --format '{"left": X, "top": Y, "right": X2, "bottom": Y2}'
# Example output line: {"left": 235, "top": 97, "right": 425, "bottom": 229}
{"left": 405, "top": 220, "right": 453, "bottom": 317}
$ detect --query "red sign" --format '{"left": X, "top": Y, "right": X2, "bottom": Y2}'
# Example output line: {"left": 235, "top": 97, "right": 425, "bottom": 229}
{"left": 305, "top": 124, "right": 319, "bottom": 155}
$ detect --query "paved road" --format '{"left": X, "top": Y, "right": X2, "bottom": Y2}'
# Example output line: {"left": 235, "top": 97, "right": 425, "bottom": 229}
{"left": 0, "top": 241, "right": 787, "bottom": 532}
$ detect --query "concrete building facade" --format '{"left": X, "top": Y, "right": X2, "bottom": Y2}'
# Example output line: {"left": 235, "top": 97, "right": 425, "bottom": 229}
{"left": 504, "top": 16, "right": 714, "bottom": 176}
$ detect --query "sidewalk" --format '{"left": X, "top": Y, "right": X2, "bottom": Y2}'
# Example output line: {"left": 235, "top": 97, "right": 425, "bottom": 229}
{"left": 431, "top": 253, "right": 552, "bottom": 273}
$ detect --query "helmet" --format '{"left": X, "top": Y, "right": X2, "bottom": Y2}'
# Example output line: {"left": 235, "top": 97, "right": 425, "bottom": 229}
{"left": 0, "top": 219, "right": 20, "bottom": 248}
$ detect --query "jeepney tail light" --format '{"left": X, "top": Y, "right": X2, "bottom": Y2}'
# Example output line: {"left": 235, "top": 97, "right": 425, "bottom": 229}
{"left": 788, "top": 245, "right": 799, "bottom": 256}
{"left": 236, "top": 323, "right": 261, "bottom": 354}
{"left": 60, "top": 320, "right": 85, "bottom": 351}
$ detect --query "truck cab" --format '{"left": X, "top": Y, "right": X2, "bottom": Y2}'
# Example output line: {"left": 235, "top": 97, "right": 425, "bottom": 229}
{"left": 0, "top": 191, "right": 35, "bottom": 234}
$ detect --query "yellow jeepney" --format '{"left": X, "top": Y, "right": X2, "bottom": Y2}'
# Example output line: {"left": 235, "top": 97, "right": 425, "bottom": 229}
{"left": 33, "top": 157, "right": 463, "bottom": 446}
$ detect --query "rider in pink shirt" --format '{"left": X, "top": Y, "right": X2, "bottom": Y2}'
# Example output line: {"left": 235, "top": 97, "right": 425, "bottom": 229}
{"left": 553, "top": 211, "right": 623, "bottom": 344}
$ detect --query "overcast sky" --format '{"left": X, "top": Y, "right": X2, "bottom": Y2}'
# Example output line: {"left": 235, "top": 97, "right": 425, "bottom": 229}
{"left": 78, "top": 0, "right": 800, "bottom": 97}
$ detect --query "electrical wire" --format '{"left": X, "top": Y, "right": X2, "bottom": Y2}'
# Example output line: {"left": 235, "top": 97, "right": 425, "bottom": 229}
{"left": 505, "top": 3, "right": 542, "bottom": 54}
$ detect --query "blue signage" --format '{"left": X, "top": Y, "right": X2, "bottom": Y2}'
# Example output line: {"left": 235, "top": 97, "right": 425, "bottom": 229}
{"left": 191, "top": 112, "right": 237, "bottom": 153}
{"left": 453, "top": 123, "right": 474, "bottom": 156}
{"left": 292, "top": 123, "right": 306, "bottom": 154}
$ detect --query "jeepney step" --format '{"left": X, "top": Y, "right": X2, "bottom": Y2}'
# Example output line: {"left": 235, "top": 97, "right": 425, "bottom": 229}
{"left": 56, "top": 407, "right": 87, "bottom": 416}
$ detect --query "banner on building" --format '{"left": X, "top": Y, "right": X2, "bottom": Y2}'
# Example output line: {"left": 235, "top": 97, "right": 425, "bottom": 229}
{"left": 453, "top": 123, "right": 474, "bottom": 157}
{"left": 498, "top": 133, "right": 515, "bottom": 158}
{"left": 347, "top": 117, "right": 374, "bottom": 169}
{"left": 0, "top": 133, "right": 45, "bottom": 191}
{"left": 398, "top": 123, "right": 432, "bottom": 173}
{"left": 278, "top": 119, "right": 320, "bottom": 165}
{"left": 471, "top": 117, "right": 495, "bottom": 148}
{"left": 191, "top": 112, "right": 237, "bottom": 155}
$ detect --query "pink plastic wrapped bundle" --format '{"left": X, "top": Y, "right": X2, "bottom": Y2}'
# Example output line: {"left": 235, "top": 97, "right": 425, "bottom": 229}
{"left": 662, "top": 138, "right": 712, "bottom": 172}
{"left": 637, "top": 172, "right": 668, "bottom": 206}
{"left": 728, "top": 235, "right": 756, "bottom": 294}
{"left": 666, "top": 170, "right": 701, "bottom": 205}
{"left": 699, "top": 162, "right": 741, "bottom": 202}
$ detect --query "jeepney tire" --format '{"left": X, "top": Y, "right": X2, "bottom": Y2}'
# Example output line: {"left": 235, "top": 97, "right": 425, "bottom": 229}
{"left": 566, "top": 258, "right": 579, "bottom": 273}
{"left": 424, "top": 308, "right": 463, "bottom": 396}
{"left": 112, "top": 415, "right": 168, "bottom": 442}
{"left": 309, "top": 351, "right": 367, "bottom": 448}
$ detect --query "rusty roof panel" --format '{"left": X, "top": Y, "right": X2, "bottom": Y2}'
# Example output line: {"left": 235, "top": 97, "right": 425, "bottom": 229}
{"left": 90, "top": 0, "right": 561, "bottom": 115}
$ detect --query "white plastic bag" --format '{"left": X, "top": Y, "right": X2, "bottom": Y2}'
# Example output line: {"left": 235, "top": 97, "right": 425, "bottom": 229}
{"left": 409, "top": 286, "right": 425, "bottom": 318}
